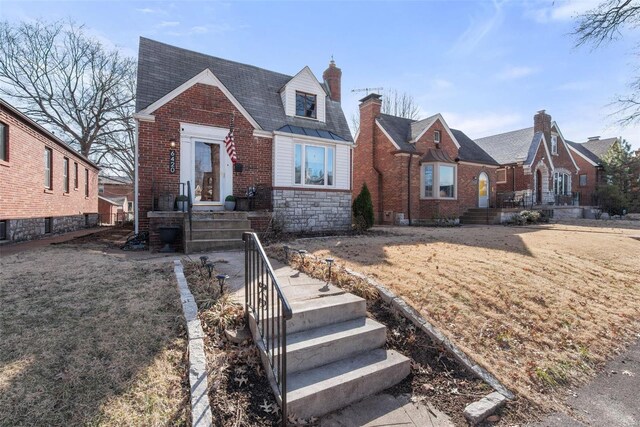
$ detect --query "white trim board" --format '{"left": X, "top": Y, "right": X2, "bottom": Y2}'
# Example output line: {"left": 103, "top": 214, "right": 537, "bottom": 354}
{"left": 138, "top": 68, "right": 262, "bottom": 130}
{"left": 566, "top": 144, "right": 599, "bottom": 166}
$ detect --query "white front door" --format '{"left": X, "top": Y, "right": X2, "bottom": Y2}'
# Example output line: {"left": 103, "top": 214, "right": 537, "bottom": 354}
{"left": 179, "top": 123, "right": 233, "bottom": 208}
{"left": 478, "top": 172, "right": 489, "bottom": 208}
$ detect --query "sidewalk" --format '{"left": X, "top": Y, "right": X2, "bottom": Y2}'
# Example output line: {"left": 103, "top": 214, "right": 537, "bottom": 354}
{"left": 0, "top": 227, "right": 105, "bottom": 257}
{"left": 530, "top": 339, "right": 639, "bottom": 427}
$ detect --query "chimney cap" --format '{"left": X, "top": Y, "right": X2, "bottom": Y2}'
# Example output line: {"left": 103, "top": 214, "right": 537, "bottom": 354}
{"left": 359, "top": 93, "right": 382, "bottom": 104}
{"left": 536, "top": 109, "right": 546, "bottom": 115}
{"left": 587, "top": 136, "right": 600, "bottom": 141}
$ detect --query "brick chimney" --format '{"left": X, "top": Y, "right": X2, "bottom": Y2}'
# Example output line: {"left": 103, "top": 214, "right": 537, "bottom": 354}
{"left": 534, "top": 110, "right": 552, "bottom": 135}
{"left": 323, "top": 58, "right": 342, "bottom": 102}
{"left": 358, "top": 93, "right": 382, "bottom": 134}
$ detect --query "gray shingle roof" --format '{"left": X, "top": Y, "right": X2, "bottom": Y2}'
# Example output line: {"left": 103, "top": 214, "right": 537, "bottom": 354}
{"left": 136, "top": 37, "right": 352, "bottom": 142}
{"left": 581, "top": 138, "right": 617, "bottom": 160}
{"left": 374, "top": 113, "right": 498, "bottom": 165}
{"left": 450, "top": 129, "right": 500, "bottom": 165}
{"left": 473, "top": 127, "right": 540, "bottom": 165}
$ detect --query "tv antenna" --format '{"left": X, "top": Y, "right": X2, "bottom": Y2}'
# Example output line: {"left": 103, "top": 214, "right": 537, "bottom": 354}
{"left": 351, "top": 87, "right": 384, "bottom": 94}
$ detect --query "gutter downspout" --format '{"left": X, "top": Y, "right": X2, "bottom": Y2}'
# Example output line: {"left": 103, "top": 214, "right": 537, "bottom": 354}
{"left": 134, "top": 119, "right": 139, "bottom": 234}
{"left": 407, "top": 153, "right": 413, "bottom": 226}
{"left": 372, "top": 122, "right": 384, "bottom": 224}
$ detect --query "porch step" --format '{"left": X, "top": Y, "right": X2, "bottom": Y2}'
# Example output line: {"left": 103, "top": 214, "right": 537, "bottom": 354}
{"left": 184, "top": 238, "right": 244, "bottom": 253}
{"left": 190, "top": 219, "right": 252, "bottom": 230}
{"left": 287, "top": 348, "right": 410, "bottom": 419}
{"left": 460, "top": 208, "right": 501, "bottom": 225}
{"left": 188, "top": 228, "right": 249, "bottom": 240}
{"left": 191, "top": 211, "right": 248, "bottom": 220}
{"left": 281, "top": 318, "right": 387, "bottom": 374}
{"left": 287, "top": 293, "right": 367, "bottom": 335}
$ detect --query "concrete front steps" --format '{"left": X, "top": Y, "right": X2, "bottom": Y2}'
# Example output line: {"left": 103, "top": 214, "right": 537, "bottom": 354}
{"left": 250, "top": 292, "right": 410, "bottom": 420}
{"left": 184, "top": 211, "right": 251, "bottom": 253}
{"left": 460, "top": 208, "right": 502, "bottom": 225}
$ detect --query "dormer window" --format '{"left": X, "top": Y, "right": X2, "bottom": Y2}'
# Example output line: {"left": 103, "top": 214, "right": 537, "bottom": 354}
{"left": 296, "top": 92, "right": 317, "bottom": 119}
{"left": 551, "top": 135, "right": 558, "bottom": 155}
{"left": 434, "top": 130, "right": 441, "bottom": 144}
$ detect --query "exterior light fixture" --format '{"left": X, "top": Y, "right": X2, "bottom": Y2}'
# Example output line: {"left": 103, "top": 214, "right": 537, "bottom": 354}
{"left": 205, "top": 261, "right": 215, "bottom": 279}
{"left": 216, "top": 274, "right": 229, "bottom": 295}
{"left": 170, "top": 138, "right": 176, "bottom": 148}
{"left": 298, "top": 250, "right": 307, "bottom": 263}
{"left": 325, "top": 258, "right": 334, "bottom": 284}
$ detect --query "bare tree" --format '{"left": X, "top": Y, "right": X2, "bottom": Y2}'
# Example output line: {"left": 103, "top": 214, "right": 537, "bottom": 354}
{"left": 350, "top": 89, "right": 420, "bottom": 136}
{"left": 574, "top": 0, "right": 640, "bottom": 125}
{"left": 0, "top": 19, "right": 136, "bottom": 179}
{"left": 381, "top": 89, "right": 420, "bottom": 120}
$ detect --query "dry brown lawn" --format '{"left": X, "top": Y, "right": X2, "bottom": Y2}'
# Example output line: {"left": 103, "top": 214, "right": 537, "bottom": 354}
{"left": 0, "top": 239, "right": 189, "bottom": 426}
{"left": 290, "top": 220, "right": 640, "bottom": 410}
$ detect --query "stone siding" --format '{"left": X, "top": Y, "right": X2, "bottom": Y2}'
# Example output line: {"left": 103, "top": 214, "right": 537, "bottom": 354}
{"left": 273, "top": 189, "right": 351, "bottom": 232}
{"left": 4, "top": 214, "right": 98, "bottom": 242}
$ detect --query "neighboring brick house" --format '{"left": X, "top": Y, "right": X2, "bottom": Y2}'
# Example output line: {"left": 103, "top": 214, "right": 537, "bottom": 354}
{"left": 474, "top": 110, "right": 581, "bottom": 206}
{"left": 566, "top": 137, "right": 620, "bottom": 201}
{"left": 134, "top": 38, "right": 353, "bottom": 235}
{"left": 354, "top": 94, "right": 499, "bottom": 224}
{"left": 0, "top": 98, "right": 99, "bottom": 242}
{"left": 98, "top": 175, "right": 134, "bottom": 224}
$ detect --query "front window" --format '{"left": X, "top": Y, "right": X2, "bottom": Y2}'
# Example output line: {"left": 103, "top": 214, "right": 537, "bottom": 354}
{"left": 553, "top": 172, "right": 570, "bottom": 195}
{"left": 551, "top": 135, "right": 558, "bottom": 155}
{"left": 295, "top": 92, "right": 317, "bottom": 118}
{"left": 422, "top": 163, "right": 457, "bottom": 199}
{"left": 44, "top": 147, "right": 52, "bottom": 189}
{"left": 0, "top": 122, "right": 7, "bottom": 161}
{"left": 294, "top": 143, "right": 334, "bottom": 186}
{"left": 74, "top": 162, "right": 78, "bottom": 188}
{"left": 63, "top": 158, "right": 69, "bottom": 193}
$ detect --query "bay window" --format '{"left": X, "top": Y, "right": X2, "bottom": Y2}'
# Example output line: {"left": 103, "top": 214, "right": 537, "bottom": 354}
{"left": 421, "top": 163, "right": 457, "bottom": 199}
{"left": 294, "top": 143, "right": 334, "bottom": 186}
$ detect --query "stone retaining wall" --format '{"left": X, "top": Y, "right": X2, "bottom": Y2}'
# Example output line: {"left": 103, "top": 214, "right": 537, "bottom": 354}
{"left": 272, "top": 189, "right": 351, "bottom": 233}
{"left": 3, "top": 214, "right": 99, "bottom": 242}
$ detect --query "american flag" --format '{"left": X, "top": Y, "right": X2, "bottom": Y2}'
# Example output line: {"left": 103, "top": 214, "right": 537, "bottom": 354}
{"left": 224, "top": 128, "right": 237, "bottom": 164}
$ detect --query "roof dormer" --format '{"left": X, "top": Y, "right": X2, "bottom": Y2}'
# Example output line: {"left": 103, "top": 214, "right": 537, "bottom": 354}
{"left": 280, "top": 66, "right": 326, "bottom": 123}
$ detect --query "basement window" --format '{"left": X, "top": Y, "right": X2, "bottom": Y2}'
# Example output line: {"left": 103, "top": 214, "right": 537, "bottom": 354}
{"left": 44, "top": 217, "right": 53, "bottom": 234}
{"left": 0, "top": 220, "right": 6, "bottom": 240}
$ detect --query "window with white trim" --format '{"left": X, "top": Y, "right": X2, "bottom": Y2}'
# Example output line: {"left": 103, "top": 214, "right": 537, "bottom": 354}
{"left": 295, "top": 92, "right": 317, "bottom": 119}
{"left": 44, "top": 147, "right": 52, "bottom": 189}
{"left": 551, "top": 135, "right": 558, "bottom": 155}
{"left": 553, "top": 171, "right": 570, "bottom": 195}
{"left": 496, "top": 168, "right": 507, "bottom": 183}
{"left": 421, "top": 163, "right": 457, "bottom": 199}
{"left": 434, "top": 130, "right": 441, "bottom": 144}
{"left": 294, "top": 143, "right": 334, "bottom": 186}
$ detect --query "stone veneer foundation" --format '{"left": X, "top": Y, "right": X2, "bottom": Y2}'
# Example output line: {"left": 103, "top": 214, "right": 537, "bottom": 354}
{"left": 272, "top": 189, "right": 352, "bottom": 233}
{"left": 2, "top": 214, "right": 99, "bottom": 242}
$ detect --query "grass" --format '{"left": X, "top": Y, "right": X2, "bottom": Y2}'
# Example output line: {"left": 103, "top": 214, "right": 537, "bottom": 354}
{"left": 0, "top": 241, "right": 189, "bottom": 426}
{"left": 277, "top": 221, "right": 640, "bottom": 411}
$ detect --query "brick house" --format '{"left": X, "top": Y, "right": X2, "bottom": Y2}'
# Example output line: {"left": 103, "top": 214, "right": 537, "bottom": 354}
{"left": 354, "top": 94, "right": 499, "bottom": 224}
{"left": 0, "top": 98, "right": 99, "bottom": 242}
{"left": 474, "top": 110, "right": 582, "bottom": 206}
{"left": 134, "top": 38, "right": 352, "bottom": 245}
{"left": 98, "top": 175, "right": 134, "bottom": 224}
{"left": 566, "top": 136, "right": 620, "bottom": 201}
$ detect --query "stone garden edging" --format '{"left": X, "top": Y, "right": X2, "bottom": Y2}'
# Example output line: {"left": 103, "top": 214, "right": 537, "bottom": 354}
{"left": 173, "top": 259, "right": 214, "bottom": 427}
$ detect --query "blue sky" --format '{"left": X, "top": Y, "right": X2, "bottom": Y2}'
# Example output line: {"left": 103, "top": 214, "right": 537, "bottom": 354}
{"left": 3, "top": 0, "right": 639, "bottom": 149}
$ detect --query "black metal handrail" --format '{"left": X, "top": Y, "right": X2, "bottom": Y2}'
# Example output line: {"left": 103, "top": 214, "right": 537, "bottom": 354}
{"left": 243, "top": 232, "right": 292, "bottom": 426}
{"left": 187, "top": 180, "right": 193, "bottom": 236}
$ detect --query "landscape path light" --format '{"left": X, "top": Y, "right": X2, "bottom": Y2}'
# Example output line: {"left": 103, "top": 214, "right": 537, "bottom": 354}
{"left": 205, "top": 261, "right": 215, "bottom": 279}
{"left": 216, "top": 274, "right": 229, "bottom": 295}
{"left": 200, "top": 255, "right": 209, "bottom": 267}
{"left": 298, "top": 250, "right": 307, "bottom": 263}
{"left": 283, "top": 245, "right": 290, "bottom": 262}
{"left": 325, "top": 258, "right": 334, "bottom": 284}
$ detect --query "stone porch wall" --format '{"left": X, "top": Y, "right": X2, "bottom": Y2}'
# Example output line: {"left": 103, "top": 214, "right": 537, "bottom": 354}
{"left": 272, "top": 189, "right": 351, "bottom": 233}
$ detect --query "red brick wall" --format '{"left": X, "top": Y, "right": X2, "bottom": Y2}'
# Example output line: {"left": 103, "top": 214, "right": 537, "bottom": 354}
{"left": 354, "top": 106, "right": 497, "bottom": 222}
{"left": 137, "top": 83, "right": 273, "bottom": 232}
{"left": 571, "top": 150, "right": 599, "bottom": 203}
{"left": 0, "top": 106, "right": 98, "bottom": 221}
{"left": 98, "top": 199, "right": 118, "bottom": 225}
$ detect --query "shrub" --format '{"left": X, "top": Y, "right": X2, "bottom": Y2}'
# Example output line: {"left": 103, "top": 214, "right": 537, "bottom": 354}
{"left": 353, "top": 183, "right": 374, "bottom": 231}
{"left": 510, "top": 210, "right": 541, "bottom": 225}
{"left": 596, "top": 184, "right": 628, "bottom": 216}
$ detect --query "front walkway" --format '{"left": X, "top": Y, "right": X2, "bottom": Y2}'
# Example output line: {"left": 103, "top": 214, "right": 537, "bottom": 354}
{"left": 190, "top": 248, "right": 454, "bottom": 426}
